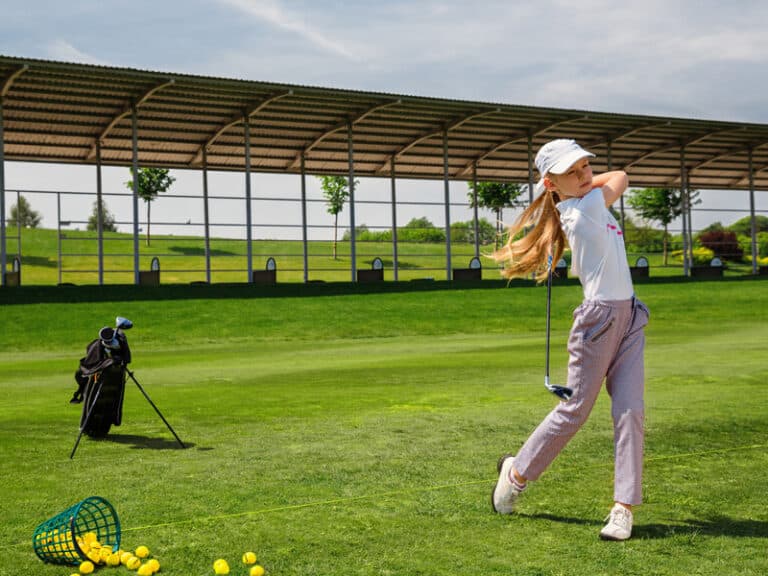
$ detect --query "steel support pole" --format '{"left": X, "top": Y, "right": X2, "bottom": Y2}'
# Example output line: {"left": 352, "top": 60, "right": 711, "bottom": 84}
{"left": 748, "top": 148, "right": 758, "bottom": 275}
{"left": 0, "top": 98, "right": 6, "bottom": 286}
{"left": 202, "top": 148, "right": 211, "bottom": 284}
{"left": 244, "top": 115, "right": 253, "bottom": 282}
{"left": 347, "top": 122, "right": 357, "bottom": 282}
{"left": 390, "top": 158, "right": 399, "bottom": 281}
{"left": 300, "top": 153, "right": 309, "bottom": 283}
{"left": 472, "top": 162, "right": 480, "bottom": 259}
{"left": 442, "top": 128, "right": 452, "bottom": 281}
{"left": 95, "top": 141, "right": 104, "bottom": 285}
{"left": 686, "top": 170, "right": 694, "bottom": 273}
{"left": 130, "top": 102, "right": 140, "bottom": 285}
{"left": 527, "top": 133, "right": 535, "bottom": 205}
{"left": 680, "top": 147, "right": 689, "bottom": 277}
{"left": 57, "top": 192, "right": 62, "bottom": 285}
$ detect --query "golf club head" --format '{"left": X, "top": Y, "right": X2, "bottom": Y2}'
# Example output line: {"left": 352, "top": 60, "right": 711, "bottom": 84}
{"left": 116, "top": 316, "right": 133, "bottom": 330}
{"left": 546, "top": 384, "right": 573, "bottom": 402}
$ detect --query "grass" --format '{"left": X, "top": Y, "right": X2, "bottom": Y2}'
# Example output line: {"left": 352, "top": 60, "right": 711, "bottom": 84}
{"left": 5, "top": 226, "right": 753, "bottom": 286}
{"left": 0, "top": 279, "right": 767, "bottom": 575}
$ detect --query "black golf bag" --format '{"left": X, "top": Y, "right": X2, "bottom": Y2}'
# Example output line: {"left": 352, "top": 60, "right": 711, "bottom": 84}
{"left": 71, "top": 327, "right": 131, "bottom": 438}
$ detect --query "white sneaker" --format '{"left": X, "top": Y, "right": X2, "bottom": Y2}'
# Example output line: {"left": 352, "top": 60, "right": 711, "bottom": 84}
{"left": 491, "top": 454, "right": 524, "bottom": 514}
{"left": 599, "top": 504, "right": 633, "bottom": 541}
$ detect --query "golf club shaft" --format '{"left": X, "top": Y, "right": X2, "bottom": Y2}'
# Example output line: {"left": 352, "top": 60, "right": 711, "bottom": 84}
{"left": 545, "top": 263, "right": 552, "bottom": 382}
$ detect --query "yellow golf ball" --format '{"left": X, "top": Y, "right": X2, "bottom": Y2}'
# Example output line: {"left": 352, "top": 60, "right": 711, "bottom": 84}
{"left": 107, "top": 552, "right": 121, "bottom": 566}
{"left": 137, "top": 563, "right": 154, "bottom": 576}
{"left": 79, "top": 560, "right": 95, "bottom": 574}
{"left": 135, "top": 545, "right": 150, "bottom": 558}
{"left": 213, "top": 558, "right": 230, "bottom": 574}
{"left": 126, "top": 556, "right": 142, "bottom": 570}
{"left": 121, "top": 551, "right": 134, "bottom": 565}
{"left": 147, "top": 558, "right": 161, "bottom": 573}
{"left": 242, "top": 552, "right": 257, "bottom": 565}
{"left": 250, "top": 565, "right": 265, "bottom": 576}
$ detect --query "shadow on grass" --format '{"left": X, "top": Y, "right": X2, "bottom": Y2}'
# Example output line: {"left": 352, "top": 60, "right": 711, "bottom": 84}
{"left": 169, "top": 246, "right": 237, "bottom": 256}
{"left": 103, "top": 433, "right": 197, "bottom": 451}
{"left": 522, "top": 513, "right": 768, "bottom": 538}
{"left": 17, "top": 255, "right": 57, "bottom": 268}
{"left": 635, "top": 516, "right": 768, "bottom": 539}
{"left": 518, "top": 512, "right": 601, "bottom": 527}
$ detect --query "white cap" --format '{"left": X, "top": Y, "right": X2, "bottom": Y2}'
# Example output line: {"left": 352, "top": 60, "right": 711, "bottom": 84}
{"left": 534, "top": 139, "right": 595, "bottom": 194}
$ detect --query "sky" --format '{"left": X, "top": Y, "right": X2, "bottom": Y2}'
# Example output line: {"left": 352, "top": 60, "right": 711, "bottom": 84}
{"left": 2, "top": 0, "right": 767, "bottom": 237}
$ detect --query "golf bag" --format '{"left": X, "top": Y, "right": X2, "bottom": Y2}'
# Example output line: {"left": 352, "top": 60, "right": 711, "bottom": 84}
{"left": 71, "top": 326, "right": 131, "bottom": 438}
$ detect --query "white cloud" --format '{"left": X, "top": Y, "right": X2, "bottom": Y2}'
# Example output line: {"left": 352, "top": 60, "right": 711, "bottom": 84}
{"left": 217, "top": 0, "right": 362, "bottom": 62}
{"left": 45, "top": 39, "right": 110, "bottom": 66}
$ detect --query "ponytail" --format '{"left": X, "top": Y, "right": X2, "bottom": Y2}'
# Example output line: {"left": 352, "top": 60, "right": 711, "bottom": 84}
{"left": 490, "top": 189, "right": 567, "bottom": 282}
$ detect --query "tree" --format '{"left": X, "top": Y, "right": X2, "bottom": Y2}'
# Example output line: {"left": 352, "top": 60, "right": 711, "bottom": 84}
{"left": 9, "top": 195, "right": 42, "bottom": 228}
{"left": 467, "top": 181, "right": 525, "bottom": 248}
{"left": 87, "top": 198, "right": 118, "bottom": 232}
{"left": 124, "top": 168, "right": 176, "bottom": 246}
{"left": 728, "top": 215, "right": 768, "bottom": 236}
{"left": 627, "top": 187, "right": 699, "bottom": 265}
{"left": 319, "top": 175, "right": 357, "bottom": 259}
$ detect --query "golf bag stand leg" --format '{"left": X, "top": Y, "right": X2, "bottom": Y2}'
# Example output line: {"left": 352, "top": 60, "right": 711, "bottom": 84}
{"left": 125, "top": 368, "right": 185, "bottom": 449}
{"left": 70, "top": 376, "right": 106, "bottom": 459}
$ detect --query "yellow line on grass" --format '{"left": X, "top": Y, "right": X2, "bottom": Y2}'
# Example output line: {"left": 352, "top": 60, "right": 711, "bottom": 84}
{"left": 6, "top": 442, "right": 765, "bottom": 550}
{"left": 122, "top": 442, "right": 767, "bottom": 533}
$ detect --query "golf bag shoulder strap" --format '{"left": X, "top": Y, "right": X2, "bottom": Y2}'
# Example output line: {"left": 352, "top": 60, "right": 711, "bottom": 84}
{"left": 79, "top": 339, "right": 117, "bottom": 376}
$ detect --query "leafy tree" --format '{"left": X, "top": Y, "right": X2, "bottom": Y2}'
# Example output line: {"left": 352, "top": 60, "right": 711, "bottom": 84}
{"left": 319, "top": 175, "right": 358, "bottom": 259}
{"left": 467, "top": 181, "right": 525, "bottom": 248}
{"left": 728, "top": 215, "right": 768, "bottom": 236}
{"left": 627, "top": 187, "right": 699, "bottom": 265}
{"left": 450, "top": 218, "right": 497, "bottom": 245}
{"left": 87, "top": 198, "right": 118, "bottom": 232}
{"left": 125, "top": 168, "right": 176, "bottom": 246}
{"left": 9, "top": 195, "right": 42, "bottom": 228}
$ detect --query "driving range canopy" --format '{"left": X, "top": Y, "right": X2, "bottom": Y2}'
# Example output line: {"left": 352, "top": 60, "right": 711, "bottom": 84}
{"left": 1, "top": 54, "right": 768, "bottom": 190}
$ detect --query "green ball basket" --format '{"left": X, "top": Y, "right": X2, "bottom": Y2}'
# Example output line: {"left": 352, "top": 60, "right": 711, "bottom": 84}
{"left": 33, "top": 496, "right": 121, "bottom": 565}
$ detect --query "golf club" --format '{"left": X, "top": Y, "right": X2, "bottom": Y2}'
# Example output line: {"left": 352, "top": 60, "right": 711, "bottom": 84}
{"left": 545, "top": 254, "right": 574, "bottom": 401}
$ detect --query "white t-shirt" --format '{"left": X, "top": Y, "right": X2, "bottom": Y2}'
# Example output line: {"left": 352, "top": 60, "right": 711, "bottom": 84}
{"left": 556, "top": 187, "right": 634, "bottom": 301}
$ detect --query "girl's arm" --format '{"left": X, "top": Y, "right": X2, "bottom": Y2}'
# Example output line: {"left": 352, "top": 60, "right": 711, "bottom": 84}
{"left": 593, "top": 171, "right": 628, "bottom": 207}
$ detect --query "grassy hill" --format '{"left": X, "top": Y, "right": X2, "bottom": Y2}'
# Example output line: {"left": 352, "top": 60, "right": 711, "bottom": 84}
{"left": 2, "top": 226, "right": 757, "bottom": 286}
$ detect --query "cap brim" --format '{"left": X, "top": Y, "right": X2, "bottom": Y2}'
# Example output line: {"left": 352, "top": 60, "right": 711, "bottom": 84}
{"left": 547, "top": 149, "right": 595, "bottom": 175}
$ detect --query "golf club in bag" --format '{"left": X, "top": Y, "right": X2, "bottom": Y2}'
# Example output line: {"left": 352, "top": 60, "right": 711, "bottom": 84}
{"left": 545, "top": 255, "right": 574, "bottom": 401}
{"left": 70, "top": 317, "right": 185, "bottom": 459}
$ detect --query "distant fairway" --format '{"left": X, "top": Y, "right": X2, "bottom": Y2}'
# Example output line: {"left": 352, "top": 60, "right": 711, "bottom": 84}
{"left": 1, "top": 279, "right": 766, "bottom": 576}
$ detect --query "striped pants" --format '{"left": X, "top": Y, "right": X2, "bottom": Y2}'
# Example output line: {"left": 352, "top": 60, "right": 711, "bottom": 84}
{"left": 515, "top": 297, "right": 649, "bottom": 505}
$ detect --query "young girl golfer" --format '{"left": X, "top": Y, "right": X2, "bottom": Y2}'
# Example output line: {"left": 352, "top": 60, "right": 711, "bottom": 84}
{"left": 491, "top": 138, "right": 649, "bottom": 541}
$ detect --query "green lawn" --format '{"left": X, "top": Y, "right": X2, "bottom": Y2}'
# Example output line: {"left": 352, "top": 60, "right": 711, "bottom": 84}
{"left": 1, "top": 280, "right": 767, "bottom": 575}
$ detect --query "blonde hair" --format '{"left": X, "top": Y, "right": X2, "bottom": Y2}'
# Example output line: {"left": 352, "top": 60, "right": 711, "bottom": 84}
{"left": 491, "top": 188, "right": 567, "bottom": 281}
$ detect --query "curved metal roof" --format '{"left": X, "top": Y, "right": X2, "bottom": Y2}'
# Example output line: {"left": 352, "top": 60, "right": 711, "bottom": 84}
{"left": 2, "top": 54, "right": 767, "bottom": 190}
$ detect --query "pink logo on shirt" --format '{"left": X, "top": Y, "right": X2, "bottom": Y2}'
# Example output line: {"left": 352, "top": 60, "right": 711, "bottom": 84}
{"left": 607, "top": 223, "right": 623, "bottom": 236}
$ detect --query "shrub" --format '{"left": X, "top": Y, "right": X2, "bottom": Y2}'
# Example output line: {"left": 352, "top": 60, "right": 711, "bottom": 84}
{"left": 671, "top": 247, "right": 715, "bottom": 266}
{"left": 737, "top": 232, "right": 768, "bottom": 258}
{"left": 697, "top": 230, "right": 743, "bottom": 261}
